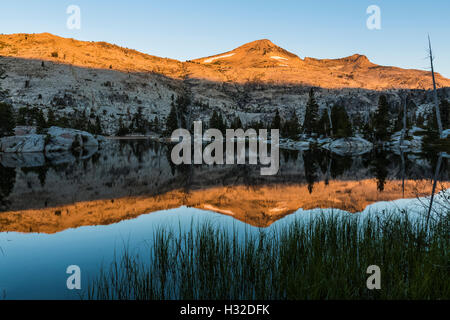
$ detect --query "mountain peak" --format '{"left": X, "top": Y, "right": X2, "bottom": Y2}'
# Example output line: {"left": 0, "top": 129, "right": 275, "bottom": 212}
{"left": 239, "top": 39, "right": 277, "bottom": 48}
{"left": 304, "top": 53, "right": 374, "bottom": 69}
{"left": 344, "top": 54, "right": 371, "bottom": 64}
{"left": 234, "top": 39, "right": 297, "bottom": 57}
{"left": 193, "top": 39, "right": 300, "bottom": 66}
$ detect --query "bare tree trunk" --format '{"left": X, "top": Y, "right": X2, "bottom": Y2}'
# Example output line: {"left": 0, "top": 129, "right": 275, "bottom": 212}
{"left": 399, "top": 95, "right": 407, "bottom": 147}
{"left": 400, "top": 149, "right": 405, "bottom": 198}
{"left": 326, "top": 103, "right": 333, "bottom": 137}
{"left": 428, "top": 35, "right": 443, "bottom": 138}
{"left": 403, "top": 95, "right": 407, "bottom": 134}
{"left": 184, "top": 84, "right": 193, "bottom": 131}
{"left": 426, "top": 153, "right": 442, "bottom": 232}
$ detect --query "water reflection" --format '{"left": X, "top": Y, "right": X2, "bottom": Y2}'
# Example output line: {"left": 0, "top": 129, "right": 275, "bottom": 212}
{"left": 0, "top": 140, "right": 449, "bottom": 300}
{"left": 0, "top": 178, "right": 447, "bottom": 233}
{"left": 371, "top": 148, "right": 389, "bottom": 192}
{"left": 0, "top": 139, "right": 448, "bottom": 231}
{"left": 0, "top": 165, "right": 15, "bottom": 208}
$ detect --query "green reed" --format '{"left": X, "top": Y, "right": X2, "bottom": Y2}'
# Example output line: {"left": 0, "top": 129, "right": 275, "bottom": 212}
{"left": 87, "top": 212, "right": 449, "bottom": 300}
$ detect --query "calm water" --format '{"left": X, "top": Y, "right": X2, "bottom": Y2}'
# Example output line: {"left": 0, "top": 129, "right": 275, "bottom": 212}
{"left": 0, "top": 139, "right": 448, "bottom": 299}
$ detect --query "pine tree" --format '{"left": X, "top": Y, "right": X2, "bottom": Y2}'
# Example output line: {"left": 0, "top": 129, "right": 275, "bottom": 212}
{"left": 209, "top": 110, "right": 227, "bottom": 132}
{"left": 94, "top": 116, "right": 102, "bottom": 135}
{"left": 164, "top": 95, "right": 190, "bottom": 134}
{"left": 36, "top": 110, "right": 47, "bottom": 134}
{"left": 217, "top": 112, "right": 223, "bottom": 132}
{"left": 373, "top": 95, "right": 390, "bottom": 141}
{"left": 47, "top": 109, "right": 56, "bottom": 127}
{"left": 231, "top": 115, "right": 243, "bottom": 129}
{"left": 0, "top": 102, "right": 16, "bottom": 137}
{"left": 352, "top": 113, "right": 364, "bottom": 133}
{"left": 331, "top": 104, "right": 353, "bottom": 138}
{"left": 16, "top": 107, "right": 27, "bottom": 125}
{"left": 133, "top": 107, "right": 147, "bottom": 134}
{"left": 425, "top": 99, "right": 450, "bottom": 141}
{"left": 74, "top": 110, "right": 89, "bottom": 131}
{"left": 318, "top": 110, "right": 331, "bottom": 137}
{"left": 165, "top": 104, "right": 179, "bottom": 135}
{"left": 282, "top": 112, "right": 301, "bottom": 139}
{"left": 289, "top": 112, "right": 301, "bottom": 138}
{"left": 271, "top": 109, "right": 281, "bottom": 130}
{"left": 116, "top": 118, "right": 130, "bottom": 136}
{"left": 209, "top": 110, "right": 219, "bottom": 130}
{"left": 153, "top": 116, "right": 159, "bottom": 132}
{"left": 362, "top": 114, "right": 374, "bottom": 141}
{"left": 303, "top": 88, "right": 320, "bottom": 135}
{"left": 217, "top": 112, "right": 226, "bottom": 133}
{"left": 174, "top": 94, "right": 190, "bottom": 129}
{"left": 439, "top": 99, "right": 449, "bottom": 129}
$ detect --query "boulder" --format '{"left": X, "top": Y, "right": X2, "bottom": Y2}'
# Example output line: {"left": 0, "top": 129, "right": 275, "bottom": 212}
{"left": 322, "top": 137, "right": 373, "bottom": 156}
{"left": 0, "top": 134, "right": 46, "bottom": 153}
{"left": 14, "top": 126, "right": 37, "bottom": 136}
{"left": 45, "top": 126, "right": 98, "bottom": 153}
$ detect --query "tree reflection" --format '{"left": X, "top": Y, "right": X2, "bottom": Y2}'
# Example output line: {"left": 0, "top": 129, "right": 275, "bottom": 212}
{"left": 303, "top": 150, "right": 318, "bottom": 194}
{"left": 282, "top": 149, "right": 299, "bottom": 163}
{"left": 371, "top": 148, "right": 389, "bottom": 192}
{"left": 21, "top": 166, "right": 49, "bottom": 187}
{"left": 330, "top": 154, "right": 353, "bottom": 179}
{"left": 0, "top": 165, "right": 16, "bottom": 209}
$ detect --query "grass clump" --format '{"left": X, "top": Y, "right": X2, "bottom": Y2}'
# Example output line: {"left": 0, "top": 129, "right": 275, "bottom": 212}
{"left": 87, "top": 213, "right": 449, "bottom": 300}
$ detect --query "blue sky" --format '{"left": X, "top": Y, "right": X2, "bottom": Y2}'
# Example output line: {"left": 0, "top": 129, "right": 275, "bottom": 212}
{"left": 1, "top": 0, "right": 449, "bottom": 77}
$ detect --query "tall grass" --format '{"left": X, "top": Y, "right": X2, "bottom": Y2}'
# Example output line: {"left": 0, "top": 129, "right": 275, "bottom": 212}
{"left": 87, "top": 213, "right": 449, "bottom": 300}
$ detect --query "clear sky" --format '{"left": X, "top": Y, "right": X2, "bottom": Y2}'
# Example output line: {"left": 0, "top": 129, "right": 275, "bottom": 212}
{"left": 1, "top": 0, "right": 449, "bottom": 77}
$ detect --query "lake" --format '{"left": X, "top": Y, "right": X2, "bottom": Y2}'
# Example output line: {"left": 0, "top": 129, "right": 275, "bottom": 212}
{"left": 0, "top": 139, "right": 448, "bottom": 299}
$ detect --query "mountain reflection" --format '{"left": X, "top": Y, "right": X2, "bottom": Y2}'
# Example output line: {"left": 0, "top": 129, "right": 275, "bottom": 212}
{"left": 1, "top": 179, "right": 447, "bottom": 233}
{"left": 0, "top": 139, "right": 448, "bottom": 233}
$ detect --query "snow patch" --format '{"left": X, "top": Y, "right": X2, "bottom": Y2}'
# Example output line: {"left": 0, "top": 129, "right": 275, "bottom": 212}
{"left": 271, "top": 56, "right": 288, "bottom": 61}
{"left": 202, "top": 204, "right": 235, "bottom": 216}
{"left": 269, "top": 207, "right": 288, "bottom": 214}
{"left": 203, "top": 53, "right": 235, "bottom": 63}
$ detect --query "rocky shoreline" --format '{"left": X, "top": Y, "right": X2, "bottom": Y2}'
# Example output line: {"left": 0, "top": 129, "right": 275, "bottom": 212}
{"left": 1, "top": 126, "right": 421, "bottom": 160}
{"left": 0, "top": 125, "right": 101, "bottom": 152}
{"left": 0, "top": 126, "right": 104, "bottom": 166}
